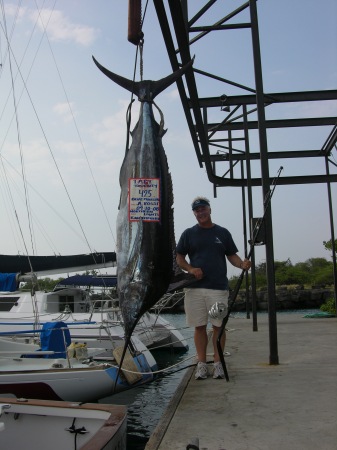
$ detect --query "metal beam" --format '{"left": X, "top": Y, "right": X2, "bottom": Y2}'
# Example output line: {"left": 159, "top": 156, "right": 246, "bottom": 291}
{"left": 206, "top": 150, "right": 324, "bottom": 162}
{"left": 207, "top": 117, "right": 337, "bottom": 131}
{"left": 196, "top": 90, "right": 337, "bottom": 108}
{"left": 213, "top": 174, "right": 337, "bottom": 188}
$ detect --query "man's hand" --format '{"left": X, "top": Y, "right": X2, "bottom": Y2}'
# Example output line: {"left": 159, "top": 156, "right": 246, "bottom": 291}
{"left": 189, "top": 267, "right": 204, "bottom": 280}
{"left": 176, "top": 253, "right": 204, "bottom": 279}
{"left": 240, "top": 259, "right": 251, "bottom": 271}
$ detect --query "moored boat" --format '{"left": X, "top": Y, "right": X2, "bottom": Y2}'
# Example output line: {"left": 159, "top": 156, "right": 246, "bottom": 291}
{"left": 0, "top": 397, "right": 127, "bottom": 450}
{"left": 0, "top": 322, "right": 155, "bottom": 401}
{"left": 0, "top": 273, "right": 189, "bottom": 352}
{"left": 0, "top": 355, "right": 152, "bottom": 401}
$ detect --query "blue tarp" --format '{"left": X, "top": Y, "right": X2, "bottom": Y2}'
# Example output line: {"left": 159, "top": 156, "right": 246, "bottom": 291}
{"left": 0, "top": 273, "right": 18, "bottom": 292}
{"left": 40, "top": 321, "right": 71, "bottom": 358}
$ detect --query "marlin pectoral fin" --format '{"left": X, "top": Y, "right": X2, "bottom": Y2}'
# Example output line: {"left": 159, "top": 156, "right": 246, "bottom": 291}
{"left": 92, "top": 55, "right": 194, "bottom": 102}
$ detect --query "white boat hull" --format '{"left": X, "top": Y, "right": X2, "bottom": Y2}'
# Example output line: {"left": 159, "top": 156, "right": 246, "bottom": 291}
{"left": 0, "top": 343, "right": 154, "bottom": 401}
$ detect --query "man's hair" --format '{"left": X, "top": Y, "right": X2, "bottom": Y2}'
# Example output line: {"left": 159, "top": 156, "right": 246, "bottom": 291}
{"left": 191, "top": 196, "right": 210, "bottom": 210}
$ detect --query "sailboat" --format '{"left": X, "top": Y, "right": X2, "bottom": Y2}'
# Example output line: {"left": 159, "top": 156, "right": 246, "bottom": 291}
{"left": 0, "top": 270, "right": 189, "bottom": 352}
{"left": 0, "top": 318, "right": 155, "bottom": 401}
{"left": 0, "top": 255, "right": 160, "bottom": 398}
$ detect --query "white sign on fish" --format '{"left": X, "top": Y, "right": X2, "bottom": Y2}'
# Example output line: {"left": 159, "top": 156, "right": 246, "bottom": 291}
{"left": 129, "top": 178, "right": 160, "bottom": 222}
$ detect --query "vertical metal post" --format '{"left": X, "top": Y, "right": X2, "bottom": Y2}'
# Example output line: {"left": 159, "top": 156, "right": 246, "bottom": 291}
{"left": 181, "top": 0, "right": 188, "bottom": 21}
{"left": 240, "top": 160, "right": 250, "bottom": 319}
{"left": 243, "top": 105, "right": 258, "bottom": 331}
{"left": 229, "top": 130, "right": 233, "bottom": 179}
{"left": 325, "top": 156, "right": 337, "bottom": 310}
{"left": 250, "top": 0, "right": 279, "bottom": 364}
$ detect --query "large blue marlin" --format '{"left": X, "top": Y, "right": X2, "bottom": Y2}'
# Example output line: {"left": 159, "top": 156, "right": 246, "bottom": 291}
{"left": 92, "top": 57, "right": 193, "bottom": 344}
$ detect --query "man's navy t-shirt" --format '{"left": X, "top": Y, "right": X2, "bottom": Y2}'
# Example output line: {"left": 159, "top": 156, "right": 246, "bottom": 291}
{"left": 176, "top": 224, "right": 238, "bottom": 290}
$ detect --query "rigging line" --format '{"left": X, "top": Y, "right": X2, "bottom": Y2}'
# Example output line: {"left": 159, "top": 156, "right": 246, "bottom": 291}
{"left": 0, "top": 2, "right": 57, "bottom": 257}
{"left": 0, "top": 165, "right": 60, "bottom": 254}
{"left": 103, "top": 353, "right": 197, "bottom": 376}
{"left": 0, "top": 8, "right": 62, "bottom": 262}
{"left": 14, "top": 209, "right": 34, "bottom": 272}
{"left": 0, "top": 0, "right": 23, "bottom": 78}
{"left": 1, "top": 2, "right": 37, "bottom": 257}
{"left": 0, "top": 0, "right": 51, "bottom": 129}
{"left": 33, "top": 1, "right": 116, "bottom": 248}
{"left": 0, "top": 154, "right": 90, "bottom": 248}
{"left": 0, "top": 164, "right": 22, "bottom": 251}
{"left": 0, "top": 22, "right": 97, "bottom": 263}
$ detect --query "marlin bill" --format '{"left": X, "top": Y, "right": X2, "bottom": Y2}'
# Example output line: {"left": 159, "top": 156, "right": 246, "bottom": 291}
{"left": 92, "top": 56, "right": 193, "bottom": 339}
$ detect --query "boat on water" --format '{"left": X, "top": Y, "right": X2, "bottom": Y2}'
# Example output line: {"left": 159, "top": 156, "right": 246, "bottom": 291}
{"left": 0, "top": 272, "right": 189, "bottom": 352}
{"left": 0, "top": 261, "right": 192, "bottom": 403}
{"left": 0, "top": 397, "right": 127, "bottom": 450}
{"left": 0, "top": 323, "right": 155, "bottom": 401}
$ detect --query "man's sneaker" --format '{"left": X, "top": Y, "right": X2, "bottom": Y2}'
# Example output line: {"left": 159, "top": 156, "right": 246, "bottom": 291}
{"left": 213, "top": 362, "right": 225, "bottom": 379}
{"left": 195, "top": 362, "right": 208, "bottom": 380}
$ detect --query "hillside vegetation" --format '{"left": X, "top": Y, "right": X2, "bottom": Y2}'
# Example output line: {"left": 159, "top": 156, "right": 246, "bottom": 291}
{"left": 229, "top": 257, "right": 335, "bottom": 290}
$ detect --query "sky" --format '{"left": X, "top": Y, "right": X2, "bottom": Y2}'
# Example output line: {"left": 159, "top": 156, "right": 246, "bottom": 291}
{"left": 0, "top": 0, "right": 336, "bottom": 279}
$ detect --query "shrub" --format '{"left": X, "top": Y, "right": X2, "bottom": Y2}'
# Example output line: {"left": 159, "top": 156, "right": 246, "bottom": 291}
{"left": 320, "top": 297, "right": 336, "bottom": 315}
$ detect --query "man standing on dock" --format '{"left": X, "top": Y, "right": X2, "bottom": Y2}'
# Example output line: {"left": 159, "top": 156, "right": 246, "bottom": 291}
{"left": 176, "top": 196, "right": 251, "bottom": 379}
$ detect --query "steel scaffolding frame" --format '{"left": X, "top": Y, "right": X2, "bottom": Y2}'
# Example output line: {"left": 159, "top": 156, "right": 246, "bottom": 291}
{"left": 154, "top": 0, "right": 337, "bottom": 364}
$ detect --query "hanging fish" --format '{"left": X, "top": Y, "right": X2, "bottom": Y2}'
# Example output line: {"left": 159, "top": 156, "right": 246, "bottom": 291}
{"left": 92, "top": 56, "right": 193, "bottom": 342}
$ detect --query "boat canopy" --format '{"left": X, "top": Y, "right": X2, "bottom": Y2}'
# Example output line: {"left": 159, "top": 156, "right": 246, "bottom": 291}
{"left": 56, "top": 272, "right": 197, "bottom": 292}
{"left": 0, "top": 252, "right": 116, "bottom": 275}
{"left": 56, "top": 274, "right": 118, "bottom": 288}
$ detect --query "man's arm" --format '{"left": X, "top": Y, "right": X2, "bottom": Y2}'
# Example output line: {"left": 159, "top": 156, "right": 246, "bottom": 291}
{"left": 176, "top": 253, "right": 204, "bottom": 280}
{"left": 227, "top": 254, "right": 251, "bottom": 271}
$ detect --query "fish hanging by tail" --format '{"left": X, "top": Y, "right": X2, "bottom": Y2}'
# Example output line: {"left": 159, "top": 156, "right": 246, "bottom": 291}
{"left": 92, "top": 56, "right": 194, "bottom": 388}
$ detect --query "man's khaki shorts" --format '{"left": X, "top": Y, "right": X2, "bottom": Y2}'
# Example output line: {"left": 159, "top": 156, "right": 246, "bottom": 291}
{"left": 184, "top": 288, "right": 229, "bottom": 327}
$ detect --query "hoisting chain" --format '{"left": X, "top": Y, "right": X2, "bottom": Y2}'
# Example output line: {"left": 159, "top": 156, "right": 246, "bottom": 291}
{"left": 139, "top": 38, "right": 144, "bottom": 81}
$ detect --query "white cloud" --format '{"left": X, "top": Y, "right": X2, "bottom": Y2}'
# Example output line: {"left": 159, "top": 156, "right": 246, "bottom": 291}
{"left": 4, "top": 3, "right": 26, "bottom": 21}
{"left": 164, "top": 88, "right": 180, "bottom": 101}
{"left": 53, "top": 102, "right": 76, "bottom": 123}
{"left": 90, "top": 99, "right": 135, "bottom": 150}
{"left": 30, "top": 8, "right": 98, "bottom": 46}
{"left": 298, "top": 100, "right": 337, "bottom": 117}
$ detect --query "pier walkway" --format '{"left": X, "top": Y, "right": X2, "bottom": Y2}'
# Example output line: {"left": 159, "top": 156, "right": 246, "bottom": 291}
{"left": 145, "top": 312, "right": 337, "bottom": 450}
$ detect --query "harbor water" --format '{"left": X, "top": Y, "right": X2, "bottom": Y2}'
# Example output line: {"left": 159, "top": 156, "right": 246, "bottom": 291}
{"left": 99, "top": 313, "right": 196, "bottom": 449}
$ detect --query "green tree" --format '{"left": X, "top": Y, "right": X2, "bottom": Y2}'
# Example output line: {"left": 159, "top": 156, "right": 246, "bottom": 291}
{"left": 228, "top": 256, "right": 334, "bottom": 288}
{"left": 323, "top": 238, "right": 337, "bottom": 256}
{"left": 274, "top": 259, "right": 298, "bottom": 285}
{"left": 20, "top": 277, "right": 64, "bottom": 292}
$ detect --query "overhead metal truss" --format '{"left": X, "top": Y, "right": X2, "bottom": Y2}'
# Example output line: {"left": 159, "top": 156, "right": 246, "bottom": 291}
{"left": 154, "top": 0, "right": 337, "bottom": 187}
{"left": 154, "top": 0, "right": 337, "bottom": 364}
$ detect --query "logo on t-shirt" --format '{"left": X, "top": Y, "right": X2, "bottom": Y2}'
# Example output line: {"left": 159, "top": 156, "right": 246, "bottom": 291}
{"left": 214, "top": 237, "right": 223, "bottom": 244}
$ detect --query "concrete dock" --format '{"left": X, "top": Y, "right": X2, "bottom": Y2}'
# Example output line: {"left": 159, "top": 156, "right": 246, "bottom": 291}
{"left": 145, "top": 312, "right": 337, "bottom": 450}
